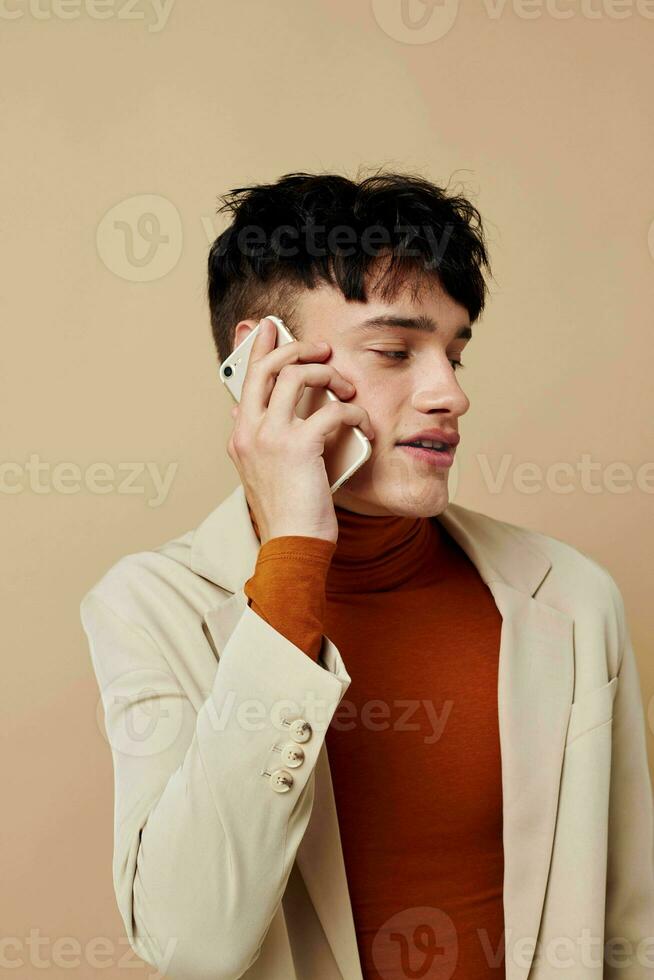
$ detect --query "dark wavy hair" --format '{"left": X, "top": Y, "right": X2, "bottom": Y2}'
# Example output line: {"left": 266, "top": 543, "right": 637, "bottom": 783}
{"left": 207, "top": 168, "right": 491, "bottom": 364}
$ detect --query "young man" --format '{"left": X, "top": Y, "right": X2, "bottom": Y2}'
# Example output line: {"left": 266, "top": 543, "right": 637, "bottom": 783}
{"left": 81, "top": 171, "right": 654, "bottom": 980}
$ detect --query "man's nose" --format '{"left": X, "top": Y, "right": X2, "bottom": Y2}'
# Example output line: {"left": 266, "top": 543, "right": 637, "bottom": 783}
{"left": 410, "top": 365, "right": 470, "bottom": 417}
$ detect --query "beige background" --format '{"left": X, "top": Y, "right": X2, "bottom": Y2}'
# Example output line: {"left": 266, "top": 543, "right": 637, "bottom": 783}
{"left": 3, "top": 1, "right": 653, "bottom": 976}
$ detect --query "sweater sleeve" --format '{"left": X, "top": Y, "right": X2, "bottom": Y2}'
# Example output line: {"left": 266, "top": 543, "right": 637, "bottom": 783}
{"left": 243, "top": 536, "right": 336, "bottom": 662}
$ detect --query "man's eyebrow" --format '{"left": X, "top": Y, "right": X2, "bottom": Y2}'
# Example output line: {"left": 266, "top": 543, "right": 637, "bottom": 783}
{"left": 353, "top": 314, "right": 472, "bottom": 340}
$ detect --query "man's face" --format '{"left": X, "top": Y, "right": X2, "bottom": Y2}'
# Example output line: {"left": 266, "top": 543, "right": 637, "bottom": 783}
{"left": 291, "top": 272, "right": 472, "bottom": 518}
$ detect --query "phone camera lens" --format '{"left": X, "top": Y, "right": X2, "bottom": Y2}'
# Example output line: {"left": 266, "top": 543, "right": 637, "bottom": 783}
{"left": 223, "top": 365, "right": 233, "bottom": 377}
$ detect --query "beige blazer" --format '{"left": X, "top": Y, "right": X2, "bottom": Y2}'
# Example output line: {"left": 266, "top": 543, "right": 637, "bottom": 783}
{"left": 80, "top": 483, "right": 654, "bottom": 980}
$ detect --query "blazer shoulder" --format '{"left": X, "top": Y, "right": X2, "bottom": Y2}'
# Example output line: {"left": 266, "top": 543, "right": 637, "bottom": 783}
{"left": 516, "top": 519, "right": 623, "bottom": 604}
{"left": 454, "top": 502, "right": 625, "bottom": 616}
{"left": 79, "top": 523, "right": 217, "bottom": 629}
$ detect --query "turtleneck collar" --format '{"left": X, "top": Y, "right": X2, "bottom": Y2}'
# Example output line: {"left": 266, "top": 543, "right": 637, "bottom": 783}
{"left": 246, "top": 497, "right": 448, "bottom": 594}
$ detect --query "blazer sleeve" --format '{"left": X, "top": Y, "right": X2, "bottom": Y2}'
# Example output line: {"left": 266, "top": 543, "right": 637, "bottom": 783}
{"left": 80, "top": 582, "right": 350, "bottom": 980}
{"left": 604, "top": 579, "right": 654, "bottom": 977}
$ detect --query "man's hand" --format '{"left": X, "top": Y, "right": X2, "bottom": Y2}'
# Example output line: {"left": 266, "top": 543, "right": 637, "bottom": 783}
{"left": 226, "top": 317, "right": 374, "bottom": 544}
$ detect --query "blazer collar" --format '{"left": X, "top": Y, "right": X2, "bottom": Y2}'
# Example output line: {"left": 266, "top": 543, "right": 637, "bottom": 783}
{"left": 190, "top": 483, "right": 570, "bottom": 980}
{"left": 190, "top": 481, "right": 552, "bottom": 599}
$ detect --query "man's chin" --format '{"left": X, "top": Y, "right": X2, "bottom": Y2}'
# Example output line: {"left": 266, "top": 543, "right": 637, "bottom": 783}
{"left": 385, "top": 488, "right": 450, "bottom": 519}
{"left": 334, "top": 478, "right": 450, "bottom": 519}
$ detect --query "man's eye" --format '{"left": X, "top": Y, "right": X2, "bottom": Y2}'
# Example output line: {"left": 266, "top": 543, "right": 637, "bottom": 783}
{"left": 372, "top": 350, "right": 464, "bottom": 371}
{"left": 373, "top": 350, "right": 409, "bottom": 360}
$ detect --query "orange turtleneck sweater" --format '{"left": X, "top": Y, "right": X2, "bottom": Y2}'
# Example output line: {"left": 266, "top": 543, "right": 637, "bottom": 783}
{"left": 243, "top": 501, "right": 505, "bottom": 980}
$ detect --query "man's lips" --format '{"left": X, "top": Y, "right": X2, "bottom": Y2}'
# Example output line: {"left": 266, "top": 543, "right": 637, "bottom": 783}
{"left": 395, "top": 428, "right": 460, "bottom": 448}
{"left": 396, "top": 443, "right": 455, "bottom": 468}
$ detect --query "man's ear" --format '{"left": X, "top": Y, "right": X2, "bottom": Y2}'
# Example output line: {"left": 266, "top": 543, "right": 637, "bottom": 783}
{"left": 232, "top": 318, "right": 260, "bottom": 353}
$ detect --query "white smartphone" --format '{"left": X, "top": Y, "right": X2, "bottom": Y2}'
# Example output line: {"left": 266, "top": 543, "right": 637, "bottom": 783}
{"left": 219, "top": 314, "right": 372, "bottom": 493}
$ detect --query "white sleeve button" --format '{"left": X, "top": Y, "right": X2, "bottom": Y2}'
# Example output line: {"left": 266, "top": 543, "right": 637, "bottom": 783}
{"left": 286, "top": 719, "right": 312, "bottom": 743}
{"left": 280, "top": 743, "right": 305, "bottom": 768}
{"left": 269, "top": 769, "right": 294, "bottom": 794}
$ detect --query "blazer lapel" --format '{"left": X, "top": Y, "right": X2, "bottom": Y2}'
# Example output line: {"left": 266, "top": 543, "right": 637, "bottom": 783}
{"left": 437, "top": 507, "right": 574, "bottom": 980}
{"left": 191, "top": 485, "right": 574, "bottom": 980}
